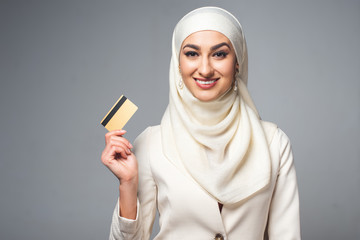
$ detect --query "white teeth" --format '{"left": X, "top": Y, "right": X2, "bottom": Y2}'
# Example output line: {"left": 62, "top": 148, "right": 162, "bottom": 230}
{"left": 195, "top": 79, "right": 216, "bottom": 84}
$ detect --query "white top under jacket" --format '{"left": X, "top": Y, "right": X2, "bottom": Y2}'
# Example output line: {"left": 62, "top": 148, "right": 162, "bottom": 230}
{"left": 109, "top": 121, "right": 301, "bottom": 240}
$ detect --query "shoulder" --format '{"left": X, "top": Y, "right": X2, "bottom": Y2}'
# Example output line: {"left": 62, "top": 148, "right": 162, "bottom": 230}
{"left": 261, "top": 120, "right": 295, "bottom": 172}
{"left": 260, "top": 120, "right": 291, "bottom": 147}
{"left": 133, "top": 125, "right": 161, "bottom": 153}
{"left": 260, "top": 120, "right": 293, "bottom": 165}
{"left": 132, "top": 126, "right": 161, "bottom": 175}
{"left": 133, "top": 125, "right": 160, "bottom": 143}
{"left": 260, "top": 120, "right": 278, "bottom": 145}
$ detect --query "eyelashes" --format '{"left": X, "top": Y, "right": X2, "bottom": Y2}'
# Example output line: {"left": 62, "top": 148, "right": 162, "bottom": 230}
{"left": 184, "top": 51, "right": 198, "bottom": 57}
{"left": 213, "top": 51, "right": 228, "bottom": 58}
{"left": 183, "top": 50, "right": 229, "bottom": 58}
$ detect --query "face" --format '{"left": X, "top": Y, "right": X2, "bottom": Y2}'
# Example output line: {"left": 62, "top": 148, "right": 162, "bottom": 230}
{"left": 179, "top": 30, "right": 238, "bottom": 102}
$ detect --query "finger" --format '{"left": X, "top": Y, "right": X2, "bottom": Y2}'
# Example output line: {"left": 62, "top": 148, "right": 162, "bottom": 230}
{"left": 111, "top": 145, "right": 129, "bottom": 159}
{"left": 109, "top": 136, "right": 133, "bottom": 150}
{"left": 101, "top": 145, "right": 116, "bottom": 164}
{"left": 106, "top": 133, "right": 133, "bottom": 149}
{"left": 113, "top": 142, "right": 131, "bottom": 155}
{"left": 102, "top": 141, "right": 131, "bottom": 166}
{"left": 106, "top": 136, "right": 131, "bottom": 155}
{"left": 102, "top": 142, "right": 116, "bottom": 158}
{"left": 105, "top": 130, "right": 126, "bottom": 145}
{"left": 105, "top": 129, "right": 127, "bottom": 144}
{"left": 102, "top": 140, "right": 129, "bottom": 160}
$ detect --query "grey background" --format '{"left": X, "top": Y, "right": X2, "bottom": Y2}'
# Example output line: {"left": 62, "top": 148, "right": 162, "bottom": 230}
{"left": 0, "top": 0, "right": 359, "bottom": 239}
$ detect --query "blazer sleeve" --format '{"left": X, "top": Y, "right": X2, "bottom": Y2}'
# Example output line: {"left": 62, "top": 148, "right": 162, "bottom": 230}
{"left": 267, "top": 129, "right": 301, "bottom": 240}
{"left": 109, "top": 127, "right": 157, "bottom": 240}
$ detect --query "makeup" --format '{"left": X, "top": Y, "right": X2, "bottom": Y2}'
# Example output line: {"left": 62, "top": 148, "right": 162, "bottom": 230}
{"left": 194, "top": 78, "right": 219, "bottom": 89}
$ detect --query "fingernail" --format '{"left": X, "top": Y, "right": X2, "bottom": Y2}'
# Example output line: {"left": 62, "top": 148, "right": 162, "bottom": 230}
{"left": 129, "top": 143, "right": 133, "bottom": 149}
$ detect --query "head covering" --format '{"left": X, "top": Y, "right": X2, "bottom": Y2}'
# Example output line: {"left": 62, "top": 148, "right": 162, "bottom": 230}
{"left": 160, "top": 6, "right": 271, "bottom": 205}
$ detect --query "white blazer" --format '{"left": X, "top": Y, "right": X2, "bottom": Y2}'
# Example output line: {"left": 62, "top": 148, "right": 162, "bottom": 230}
{"left": 109, "top": 122, "right": 301, "bottom": 240}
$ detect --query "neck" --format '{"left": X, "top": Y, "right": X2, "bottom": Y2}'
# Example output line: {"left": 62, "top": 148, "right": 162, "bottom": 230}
{"left": 181, "top": 85, "right": 237, "bottom": 126}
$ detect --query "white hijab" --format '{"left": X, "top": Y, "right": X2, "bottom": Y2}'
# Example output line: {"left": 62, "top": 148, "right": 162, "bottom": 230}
{"left": 160, "top": 7, "right": 271, "bottom": 205}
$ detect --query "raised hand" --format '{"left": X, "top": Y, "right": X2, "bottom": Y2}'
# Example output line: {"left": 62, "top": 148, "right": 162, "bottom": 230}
{"left": 101, "top": 129, "right": 138, "bottom": 219}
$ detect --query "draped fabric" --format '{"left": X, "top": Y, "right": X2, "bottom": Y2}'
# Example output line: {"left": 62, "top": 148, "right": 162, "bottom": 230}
{"left": 160, "top": 7, "right": 271, "bottom": 204}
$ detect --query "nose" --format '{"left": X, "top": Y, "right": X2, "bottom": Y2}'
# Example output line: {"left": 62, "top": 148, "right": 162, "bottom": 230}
{"left": 198, "top": 57, "right": 214, "bottom": 77}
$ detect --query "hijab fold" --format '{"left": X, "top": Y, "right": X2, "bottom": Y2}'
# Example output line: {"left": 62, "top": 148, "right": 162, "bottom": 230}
{"left": 160, "top": 7, "right": 271, "bottom": 205}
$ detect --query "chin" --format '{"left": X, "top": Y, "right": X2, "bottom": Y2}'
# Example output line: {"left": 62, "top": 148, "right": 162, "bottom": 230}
{"left": 194, "top": 93, "right": 218, "bottom": 102}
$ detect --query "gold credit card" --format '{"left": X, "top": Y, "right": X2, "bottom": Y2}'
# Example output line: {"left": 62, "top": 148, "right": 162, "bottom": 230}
{"left": 101, "top": 95, "right": 138, "bottom": 131}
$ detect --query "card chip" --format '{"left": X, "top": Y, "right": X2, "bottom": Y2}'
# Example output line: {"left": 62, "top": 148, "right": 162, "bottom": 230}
{"left": 101, "top": 95, "right": 138, "bottom": 131}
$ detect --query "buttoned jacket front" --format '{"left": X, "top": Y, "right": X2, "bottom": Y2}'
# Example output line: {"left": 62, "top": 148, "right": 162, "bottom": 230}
{"left": 109, "top": 122, "right": 301, "bottom": 240}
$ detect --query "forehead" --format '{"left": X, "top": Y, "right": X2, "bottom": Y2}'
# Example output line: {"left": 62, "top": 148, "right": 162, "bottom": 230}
{"left": 181, "top": 30, "right": 232, "bottom": 47}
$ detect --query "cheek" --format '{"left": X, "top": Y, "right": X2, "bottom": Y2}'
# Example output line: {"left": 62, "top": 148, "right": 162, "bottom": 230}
{"left": 179, "top": 58, "right": 197, "bottom": 76}
{"left": 213, "top": 60, "right": 236, "bottom": 78}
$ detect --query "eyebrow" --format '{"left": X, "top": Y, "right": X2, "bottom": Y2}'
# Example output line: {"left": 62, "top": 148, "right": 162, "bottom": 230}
{"left": 182, "top": 42, "right": 231, "bottom": 51}
{"left": 210, "top": 42, "right": 231, "bottom": 51}
{"left": 182, "top": 44, "right": 200, "bottom": 50}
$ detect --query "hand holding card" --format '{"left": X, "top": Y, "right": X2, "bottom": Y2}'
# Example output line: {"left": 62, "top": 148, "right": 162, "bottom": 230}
{"left": 100, "top": 95, "right": 139, "bottom": 220}
{"left": 101, "top": 95, "right": 138, "bottom": 131}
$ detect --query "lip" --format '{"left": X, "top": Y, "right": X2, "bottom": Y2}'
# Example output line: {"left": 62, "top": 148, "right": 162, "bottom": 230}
{"left": 194, "top": 77, "right": 219, "bottom": 89}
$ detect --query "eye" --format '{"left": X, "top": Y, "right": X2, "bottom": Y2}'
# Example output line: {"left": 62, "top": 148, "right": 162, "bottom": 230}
{"left": 213, "top": 51, "right": 228, "bottom": 58}
{"left": 184, "top": 51, "right": 198, "bottom": 57}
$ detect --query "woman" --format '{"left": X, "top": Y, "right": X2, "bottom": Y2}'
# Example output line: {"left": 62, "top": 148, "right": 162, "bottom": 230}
{"left": 101, "top": 6, "right": 301, "bottom": 240}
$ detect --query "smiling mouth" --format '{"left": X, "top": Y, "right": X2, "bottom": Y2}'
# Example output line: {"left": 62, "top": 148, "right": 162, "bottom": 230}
{"left": 194, "top": 78, "right": 218, "bottom": 84}
{"left": 193, "top": 78, "right": 219, "bottom": 89}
